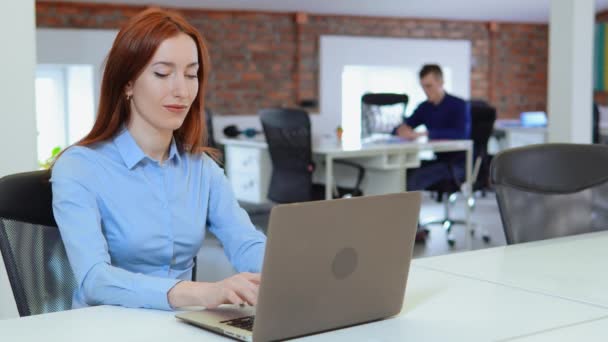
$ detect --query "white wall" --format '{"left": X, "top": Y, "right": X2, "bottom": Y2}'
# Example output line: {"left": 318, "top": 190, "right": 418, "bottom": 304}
{"left": 547, "top": 0, "right": 594, "bottom": 143}
{"left": 0, "top": 0, "right": 38, "bottom": 178}
{"left": 320, "top": 35, "right": 471, "bottom": 142}
{"left": 0, "top": 0, "right": 36, "bottom": 319}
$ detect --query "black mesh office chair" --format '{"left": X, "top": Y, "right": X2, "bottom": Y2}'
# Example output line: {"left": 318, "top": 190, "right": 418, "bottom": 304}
{"left": 0, "top": 170, "right": 76, "bottom": 316}
{"left": 361, "top": 93, "right": 409, "bottom": 139}
{"left": 422, "top": 100, "right": 497, "bottom": 246}
{"left": 491, "top": 143, "right": 608, "bottom": 244}
{"left": 205, "top": 107, "right": 217, "bottom": 148}
{"left": 593, "top": 103, "right": 600, "bottom": 144}
{"left": 260, "top": 108, "right": 365, "bottom": 203}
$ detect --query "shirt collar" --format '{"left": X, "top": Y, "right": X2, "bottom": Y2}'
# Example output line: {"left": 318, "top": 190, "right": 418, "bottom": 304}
{"left": 167, "top": 136, "right": 181, "bottom": 164}
{"left": 114, "top": 127, "right": 181, "bottom": 169}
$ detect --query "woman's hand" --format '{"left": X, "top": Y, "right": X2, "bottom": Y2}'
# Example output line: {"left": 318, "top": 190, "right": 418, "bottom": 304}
{"left": 168, "top": 272, "right": 261, "bottom": 309}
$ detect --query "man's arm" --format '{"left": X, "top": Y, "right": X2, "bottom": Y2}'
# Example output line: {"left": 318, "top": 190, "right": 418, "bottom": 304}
{"left": 392, "top": 103, "right": 425, "bottom": 136}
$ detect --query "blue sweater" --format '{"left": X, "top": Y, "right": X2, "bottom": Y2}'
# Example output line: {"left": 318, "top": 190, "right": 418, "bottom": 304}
{"left": 404, "top": 93, "right": 470, "bottom": 140}
{"left": 393, "top": 93, "right": 470, "bottom": 163}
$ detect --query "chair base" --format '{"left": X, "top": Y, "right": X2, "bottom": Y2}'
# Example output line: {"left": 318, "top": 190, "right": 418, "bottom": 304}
{"left": 422, "top": 218, "right": 491, "bottom": 247}
{"left": 421, "top": 191, "right": 491, "bottom": 247}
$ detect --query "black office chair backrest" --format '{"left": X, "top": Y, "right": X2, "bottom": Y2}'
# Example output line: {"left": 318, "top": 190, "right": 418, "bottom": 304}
{"left": 361, "top": 93, "right": 409, "bottom": 138}
{"left": 0, "top": 170, "right": 76, "bottom": 316}
{"left": 491, "top": 144, "right": 608, "bottom": 244}
{"left": 205, "top": 107, "right": 217, "bottom": 148}
{"left": 470, "top": 100, "right": 497, "bottom": 189}
{"left": 469, "top": 100, "right": 496, "bottom": 157}
{"left": 260, "top": 108, "right": 314, "bottom": 203}
{"left": 593, "top": 103, "right": 600, "bottom": 144}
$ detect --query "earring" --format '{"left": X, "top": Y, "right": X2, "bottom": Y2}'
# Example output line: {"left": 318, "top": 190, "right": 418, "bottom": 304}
{"left": 126, "top": 94, "right": 132, "bottom": 101}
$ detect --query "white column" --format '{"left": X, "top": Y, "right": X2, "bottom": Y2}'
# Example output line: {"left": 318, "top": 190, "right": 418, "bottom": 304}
{"left": 0, "top": 0, "right": 36, "bottom": 319}
{"left": 0, "top": 0, "right": 37, "bottom": 177}
{"left": 547, "top": 0, "right": 595, "bottom": 143}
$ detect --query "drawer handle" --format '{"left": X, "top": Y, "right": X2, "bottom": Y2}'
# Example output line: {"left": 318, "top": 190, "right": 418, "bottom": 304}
{"left": 241, "top": 156, "right": 255, "bottom": 167}
{"left": 242, "top": 180, "right": 255, "bottom": 189}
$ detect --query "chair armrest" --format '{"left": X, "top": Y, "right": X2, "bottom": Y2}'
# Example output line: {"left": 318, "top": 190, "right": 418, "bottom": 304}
{"left": 334, "top": 160, "right": 366, "bottom": 191}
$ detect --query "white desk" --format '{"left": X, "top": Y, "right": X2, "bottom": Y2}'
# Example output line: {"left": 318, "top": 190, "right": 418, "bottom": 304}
{"left": 415, "top": 231, "right": 608, "bottom": 309}
{"left": 1, "top": 265, "right": 606, "bottom": 342}
{"left": 493, "top": 121, "right": 547, "bottom": 152}
{"left": 509, "top": 315, "right": 608, "bottom": 341}
{"left": 221, "top": 137, "right": 472, "bottom": 202}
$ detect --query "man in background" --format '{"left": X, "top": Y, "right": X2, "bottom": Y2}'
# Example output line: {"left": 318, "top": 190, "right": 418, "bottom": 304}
{"left": 393, "top": 64, "right": 470, "bottom": 241}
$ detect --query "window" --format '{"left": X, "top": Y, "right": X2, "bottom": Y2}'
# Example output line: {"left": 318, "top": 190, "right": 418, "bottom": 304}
{"left": 341, "top": 65, "right": 453, "bottom": 141}
{"left": 320, "top": 35, "right": 470, "bottom": 145}
{"left": 35, "top": 64, "right": 95, "bottom": 166}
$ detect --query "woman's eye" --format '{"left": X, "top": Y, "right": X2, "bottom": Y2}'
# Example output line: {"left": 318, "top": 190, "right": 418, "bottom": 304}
{"left": 186, "top": 74, "right": 198, "bottom": 79}
{"left": 154, "top": 72, "right": 169, "bottom": 78}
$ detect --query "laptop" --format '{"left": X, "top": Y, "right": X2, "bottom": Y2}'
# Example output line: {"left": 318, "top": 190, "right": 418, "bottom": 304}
{"left": 176, "top": 192, "right": 422, "bottom": 341}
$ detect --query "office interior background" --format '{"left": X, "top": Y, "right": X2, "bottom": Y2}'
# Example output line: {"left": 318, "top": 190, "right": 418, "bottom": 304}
{"left": 0, "top": 0, "right": 605, "bottom": 321}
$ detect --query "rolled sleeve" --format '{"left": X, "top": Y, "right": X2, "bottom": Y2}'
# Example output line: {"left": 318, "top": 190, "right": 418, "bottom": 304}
{"left": 205, "top": 158, "right": 266, "bottom": 273}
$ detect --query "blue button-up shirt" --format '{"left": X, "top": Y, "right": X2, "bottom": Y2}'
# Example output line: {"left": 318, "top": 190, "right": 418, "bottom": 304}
{"left": 51, "top": 127, "right": 266, "bottom": 311}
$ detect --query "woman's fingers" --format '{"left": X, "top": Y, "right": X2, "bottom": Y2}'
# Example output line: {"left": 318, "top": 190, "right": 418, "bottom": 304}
{"left": 242, "top": 272, "right": 261, "bottom": 285}
{"left": 238, "top": 287, "right": 258, "bottom": 306}
{"left": 226, "top": 290, "right": 246, "bottom": 306}
{"left": 233, "top": 276, "right": 259, "bottom": 306}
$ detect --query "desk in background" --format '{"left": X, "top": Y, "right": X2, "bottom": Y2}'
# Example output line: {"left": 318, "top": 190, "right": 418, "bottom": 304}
{"left": 220, "top": 137, "right": 473, "bottom": 204}
{"left": 492, "top": 120, "right": 547, "bottom": 152}
{"left": 3, "top": 232, "right": 608, "bottom": 341}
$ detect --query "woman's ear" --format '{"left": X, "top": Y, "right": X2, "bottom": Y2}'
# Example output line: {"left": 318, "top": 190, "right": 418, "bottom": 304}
{"left": 124, "top": 81, "right": 134, "bottom": 98}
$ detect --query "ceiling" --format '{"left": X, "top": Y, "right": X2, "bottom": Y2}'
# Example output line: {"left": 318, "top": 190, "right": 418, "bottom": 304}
{"left": 40, "top": 0, "right": 608, "bottom": 23}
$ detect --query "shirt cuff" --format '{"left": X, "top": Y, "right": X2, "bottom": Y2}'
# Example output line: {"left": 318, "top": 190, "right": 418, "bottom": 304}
{"left": 136, "top": 274, "right": 182, "bottom": 311}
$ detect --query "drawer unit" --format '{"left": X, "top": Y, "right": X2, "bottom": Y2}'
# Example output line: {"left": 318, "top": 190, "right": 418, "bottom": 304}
{"left": 224, "top": 145, "right": 272, "bottom": 204}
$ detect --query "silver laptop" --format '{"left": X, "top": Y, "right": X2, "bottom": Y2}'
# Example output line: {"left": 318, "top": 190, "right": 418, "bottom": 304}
{"left": 176, "top": 192, "right": 421, "bottom": 341}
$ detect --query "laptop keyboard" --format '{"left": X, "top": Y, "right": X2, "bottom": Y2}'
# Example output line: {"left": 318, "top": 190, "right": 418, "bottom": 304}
{"left": 220, "top": 315, "right": 255, "bottom": 331}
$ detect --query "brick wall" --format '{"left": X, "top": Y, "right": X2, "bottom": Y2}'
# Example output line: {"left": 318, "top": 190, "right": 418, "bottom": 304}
{"left": 36, "top": 1, "right": 549, "bottom": 119}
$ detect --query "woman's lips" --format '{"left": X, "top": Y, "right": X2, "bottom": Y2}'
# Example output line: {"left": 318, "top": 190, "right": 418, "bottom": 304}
{"left": 164, "top": 105, "right": 188, "bottom": 113}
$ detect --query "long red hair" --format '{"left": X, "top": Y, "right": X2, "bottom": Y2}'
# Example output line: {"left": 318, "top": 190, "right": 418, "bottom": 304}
{"left": 73, "top": 8, "right": 217, "bottom": 158}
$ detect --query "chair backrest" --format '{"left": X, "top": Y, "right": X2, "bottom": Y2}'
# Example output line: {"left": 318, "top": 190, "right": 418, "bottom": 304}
{"left": 469, "top": 100, "right": 497, "bottom": 157}
{"left": 469, "top": 100, "right": 497, "bottom": 189}
{"left": 361, "top": 93, "right": 409, "bottom": 139}
{"left": 593, "top": 103, "right": 600, "bottom": 144}
{"left": 205, "top": 107, "right": 217, "bottom": 148}
{"left": 260, "top": 108, "right": 314, "bottom": 203}
{"left": 0, "top": 170, "right": 76, "bottom": 316}
{"left": 491, "top": 144, "right": 608, "bottom": 244}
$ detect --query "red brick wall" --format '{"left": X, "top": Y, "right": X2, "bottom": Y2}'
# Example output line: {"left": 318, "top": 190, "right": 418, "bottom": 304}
{"left": 36, "top": 1, "right": 549, "bottom": 119}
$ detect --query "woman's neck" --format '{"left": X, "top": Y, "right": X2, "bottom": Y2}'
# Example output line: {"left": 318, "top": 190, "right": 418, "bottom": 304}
{"left": 126, "top": 118, "right": 173, "bottom": 163}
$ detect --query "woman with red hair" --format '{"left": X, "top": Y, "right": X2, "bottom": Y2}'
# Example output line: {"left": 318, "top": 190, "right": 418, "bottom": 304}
{"left": 51, "top": 8, "right": 265, "bottom": 310}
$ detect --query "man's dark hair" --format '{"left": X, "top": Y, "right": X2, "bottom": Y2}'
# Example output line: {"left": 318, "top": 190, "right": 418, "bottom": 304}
{"left": 419, "top": 64, "right": 443, "bottom": 79}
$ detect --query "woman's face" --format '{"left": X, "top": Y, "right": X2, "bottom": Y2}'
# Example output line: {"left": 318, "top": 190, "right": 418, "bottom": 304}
{"left": 125, "top": 32, "right": 199, "bottom": 135}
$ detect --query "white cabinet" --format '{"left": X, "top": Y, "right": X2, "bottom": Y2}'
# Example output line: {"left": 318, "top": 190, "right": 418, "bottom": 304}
{"left": 493, "top": 125, "right": 547, "bottom": 153}
{"left": 224, "top": 144, "right": 271, "bottom": 204}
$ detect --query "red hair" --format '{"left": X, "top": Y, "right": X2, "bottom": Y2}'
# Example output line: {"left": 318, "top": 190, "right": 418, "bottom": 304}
{"left": 73, "top": 8, "right": 217, "bottom": 158}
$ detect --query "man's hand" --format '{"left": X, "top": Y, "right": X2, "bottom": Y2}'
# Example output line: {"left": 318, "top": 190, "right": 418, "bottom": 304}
{"left": 396, "top": 124, "right": 426, "bottom": 140}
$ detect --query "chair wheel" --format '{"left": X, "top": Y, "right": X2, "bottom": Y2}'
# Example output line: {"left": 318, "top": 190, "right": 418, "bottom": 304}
{"left": 443, "top": 221, "right": 452, "bottom": 231}
{"left": 482, "top": 235, "right": 491, "bottom": 243}
{"left": 447, "top": 239, "right": 455, "bottom": 247}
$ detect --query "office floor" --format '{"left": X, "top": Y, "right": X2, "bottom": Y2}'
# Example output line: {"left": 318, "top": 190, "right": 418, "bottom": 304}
{"left": 195, "top": 192, "right": 506, "bottom": 281}
{"left": 412, "top": 191, "right": 506, "bottom": 258}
